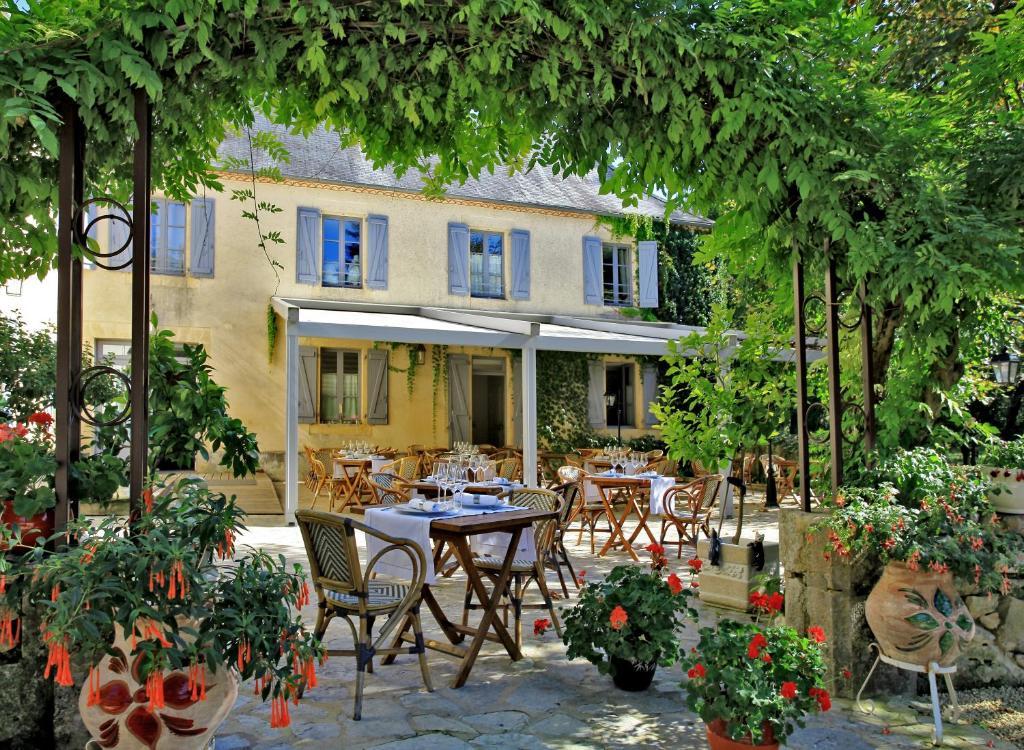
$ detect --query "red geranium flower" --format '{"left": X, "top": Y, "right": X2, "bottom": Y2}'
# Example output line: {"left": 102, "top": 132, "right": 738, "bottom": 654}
{"left": 807, "top": 626, "right": 826, "bottom": 643}
{"left": 533, "top": 618, "right": 551, "bottom": 636}
{"left": 747, "top": 633, "right": 767, "bottom": 659}
{"left": 646, "top": 543, "right": 665, "bottom": 556}
{"left": 687, "top": 557, "right": 703, "bottom": 572}
{"left": 809, "top": 686, "right": 832, "bottom": 711}
{"left": 609, "top": 605, "right": 628, "bottom": 631}
{"left": 842, "top": 668, "right": 852, "bottom": 680}
{"left": 666, "top": 573, "right": 683, "bottom": 595}
{"left": 687, "top": 663, "right": 706, "bottom": 679}
{"left": 780, "top": 681, "right": 798, "bottom": 699}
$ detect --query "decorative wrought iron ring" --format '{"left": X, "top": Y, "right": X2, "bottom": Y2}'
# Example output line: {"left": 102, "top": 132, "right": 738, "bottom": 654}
{"left": 840, "top": 402, "right": 867, "bottom": 446}
{"left": 73, "top": 366, "right": 132, "bottom": 427}
{"left": 72, "top": 197, "right": 134, "bottom": 271}
{"left": 835, "top": 288, "right": 865, "bottom": 331}
{"left": 804, "top": 401, "right": 830, "bottom": 444}
{"left": 801, "top": 293, "right": 827, "bottom": 336}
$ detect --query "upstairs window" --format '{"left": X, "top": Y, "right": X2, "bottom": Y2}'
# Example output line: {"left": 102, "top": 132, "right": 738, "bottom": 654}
{"left": 602, "top": 243, "right": 632, "bottom": 306}
{"left": 470, "top": 230, "right": 504, "bottom": 299}
{"left": 320, "top": 349, "right": 360, "bottom": 423}
{"left": 150, "top": 199, "right": 186, "bottom": 275}
{"left": 322, "top": 217, "right": 362, "bottom": 288}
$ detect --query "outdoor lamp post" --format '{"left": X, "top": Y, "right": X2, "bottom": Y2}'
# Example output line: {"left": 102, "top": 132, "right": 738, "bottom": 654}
{"left": 991, "top": 351, "right": 1021, "bottom": 385}
{"left": 764, "top": 439, "right": 779, "bottom": 509}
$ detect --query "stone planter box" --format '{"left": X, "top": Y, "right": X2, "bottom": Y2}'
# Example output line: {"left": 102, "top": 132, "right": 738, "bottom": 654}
{"left": 696, "top": 538, "right": 780, "bottom": 611}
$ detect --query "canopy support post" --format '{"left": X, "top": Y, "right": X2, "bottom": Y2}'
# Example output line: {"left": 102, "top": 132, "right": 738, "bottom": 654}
{"left": 284, "top": 308, "right": 300, "bottom": 524}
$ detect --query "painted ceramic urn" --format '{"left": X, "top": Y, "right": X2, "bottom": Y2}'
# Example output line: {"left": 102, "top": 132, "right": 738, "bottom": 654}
{"left": 79, "top": 623, "right": 238, "bottom": 749}
{"left": 865, "top": 562, "right": 975, "bottom": 667}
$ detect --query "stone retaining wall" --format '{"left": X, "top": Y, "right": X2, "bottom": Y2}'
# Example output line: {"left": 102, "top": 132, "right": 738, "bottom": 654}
{"left": 780, "top": 509, "right": 1024, "bottom": 697}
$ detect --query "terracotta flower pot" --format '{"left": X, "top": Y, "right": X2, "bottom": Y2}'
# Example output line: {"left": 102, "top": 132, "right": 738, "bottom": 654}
{"left": 79, "top": 622, "right": 238, "bottom": 750}
{"left": 1, "top": 500, "right": 54, "bottom": 550}
{"left": 609, "top": 656, "right": 657, "bottom": 691}
{"left": 865, "top": 562, "right": 975, "bottom": 668}
{"left": 705, "top": 719, "right": 779, "bottom": 749}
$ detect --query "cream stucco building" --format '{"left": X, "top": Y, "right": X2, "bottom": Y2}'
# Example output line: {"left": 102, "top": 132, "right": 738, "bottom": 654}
{"left": 81, "top": 120, "right": 712, "bottom": 514}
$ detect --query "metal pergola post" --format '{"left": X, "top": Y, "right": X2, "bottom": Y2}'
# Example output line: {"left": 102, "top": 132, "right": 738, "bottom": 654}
{"left": 792, "top": 256, "right": 812, "bottom": 513}
{"left": 823, "top": 241, "right": 843, "bottom": 492}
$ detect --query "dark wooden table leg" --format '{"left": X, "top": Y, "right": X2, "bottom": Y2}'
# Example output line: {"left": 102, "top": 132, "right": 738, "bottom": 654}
{"left": 449, "top": 530, "right": 522, "bottom": 688}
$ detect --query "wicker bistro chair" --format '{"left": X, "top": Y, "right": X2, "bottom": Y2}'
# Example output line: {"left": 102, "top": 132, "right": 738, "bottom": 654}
{"left": 295, "top": 510, "right": 432, "bottom": 720}
{"left": 382, "top": 456, "right": 419, "bottom": 482}
{"left": 549, "top": 480, "right": 583, "bottom": 596}
{"left": 659, "top": 474, "right": 725, "bottom": 558}
{"left": 497, "top": 456, "right": 522, "bottom": 482}
{"left": 689, "top": 459, "right": 710, "bottom": 479}
{"left": 367, "top": 472, "right": 412, "bottom": 506}
{"left": 568, "top": 468, "right": 616, "bottom": 554}
{"left": 305, "top": 451, "right": 341, "bottom": 511}
{"left": 643, "top": 457, "right": 677, "bottom": 476}
{"left": 461, "top": 488, "right": 564, "bottom": 650}
{"left": 644, "top": 449, "right": 665, "bottom": 461}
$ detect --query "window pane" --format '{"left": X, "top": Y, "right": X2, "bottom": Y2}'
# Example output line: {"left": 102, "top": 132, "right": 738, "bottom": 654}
{"left": 167, "top": 202, "right": 186, "bottom": 226}
{"left": 322, "top": 218, "right": 341, "bottom": 286}
{"left": 470, "top": 230, "right": 502, "bottom": 298}
{"left": 341, "top": 352, "right": 359, "bottom": 421}
{"left": 319, "top": 350, "right": 338, "bottom": 421}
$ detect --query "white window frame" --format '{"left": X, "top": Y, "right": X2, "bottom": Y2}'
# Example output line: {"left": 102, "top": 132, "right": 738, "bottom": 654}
{"left": 470, "top": 229, "right": 504, "bottom": 299}
{"left": 319, "top": 348, "right": 361, "bottom": 424}
{"left": 150, "top": 199, "right": 187, "bottom": 276}
{"left": 322, "top": 216, "right": 363, "bottom": 289}
{"left": 602, "top": 242, "right": 633, "bottom": 307}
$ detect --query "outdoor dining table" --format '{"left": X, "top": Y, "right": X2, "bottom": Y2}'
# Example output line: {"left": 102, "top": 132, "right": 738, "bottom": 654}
{"left": 586, "top": 474, "right": 675, "bottom": 561}
{"left": 331, "top": 455, "right": 390, "bottom": 510}
{"left": 405, "top": 479, "right": 521, "bottom": 498}
{"left": 355, "top": 504, "right": 556, "bottom": 689}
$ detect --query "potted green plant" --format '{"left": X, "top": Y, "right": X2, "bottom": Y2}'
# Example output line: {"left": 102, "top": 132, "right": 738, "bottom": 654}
{"left": 562, "top": 544, "right": 698, "bottom": 690}
{"left": 654, "top": 307, "right": 791, "bottom": 610}
{"left": 0, "top": 479, "right": 323, "bottom": 748}
{"left": 0, "top": 412, "right": 57, "bottom": 547}
{"left": 682, "top": 582, "right": 832, "bottom": 750}
{"left": 979, "top": 438, "right": 1024, "bottom": 515}
{"left": 815, "top": 450, "right": 1020, "bottom": 667}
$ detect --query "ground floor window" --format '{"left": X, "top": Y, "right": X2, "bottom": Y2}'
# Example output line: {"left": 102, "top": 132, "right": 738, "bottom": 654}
{"left": 320, "top": 349, "right": 360, "bottom": 423}
{"left": 605, "top": 362, "right": 635, "bottom": 427}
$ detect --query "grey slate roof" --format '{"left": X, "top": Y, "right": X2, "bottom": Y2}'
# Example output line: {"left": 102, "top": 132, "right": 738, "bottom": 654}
{"left": 217, "top": 118, "right": 711, "bottom": 230}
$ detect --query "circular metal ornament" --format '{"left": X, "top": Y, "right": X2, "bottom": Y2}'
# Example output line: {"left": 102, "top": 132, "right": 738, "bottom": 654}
{"left": 74, "top": 366, "right": 132, "bottom": 427}
{"left": 840, "top": 402, "right": 867, "bottom": 446}
{"left": 836, "top": 288, "right": 865, "bottom": 331}
{"left": 801, "top": 293, "right": 826, "bottom": 336}
{"left": 804, "top": 401, "right": 830, "bottom": 444}
{"left": 72, "top": 197, "right": 134, "bottom": 270}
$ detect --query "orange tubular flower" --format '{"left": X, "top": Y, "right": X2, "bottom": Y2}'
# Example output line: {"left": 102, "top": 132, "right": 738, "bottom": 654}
{"left": 0, "top": 608, "right": 19, "bottom": 650}
{"left": 146, "top": 669, "right": 165, "bottom": 711}
{"left": 43, "top": 633, "right": 74, "bottom": 687}
{"left": 270, "top": 687, "right": 292, "bottom": 729}
{"left": 86, "top": 665, "right": 101, "bottom": 706}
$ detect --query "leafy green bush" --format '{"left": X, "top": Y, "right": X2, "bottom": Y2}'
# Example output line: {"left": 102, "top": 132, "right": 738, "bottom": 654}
{"left": 980, "top": 438, "right": 1024, "bottom": 470}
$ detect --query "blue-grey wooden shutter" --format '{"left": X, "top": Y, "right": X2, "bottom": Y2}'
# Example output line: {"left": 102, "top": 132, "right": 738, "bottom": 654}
{"left": 448, "top": 354, "right": 471, "bottom": 442}
{"left": 296, "top": 207, "right": 320, "bottom": 284}
{"left": 587, "top": 359, "right": 607, "bottom": 428}
{"left": 582, "top": 236, "right": 603, "bottom": 305}
{"left": 298, "top": 346, "right": 318, "bottom": 423}
{"left": 190, "top": 197, "right": 215, "bottom": 277}
{"left": 642, "top": 364, "right": 659, "bottom": 427}
{"left": 637, "top": 240, "right": 659, "bottom": 308}
{"left": 366, "top": 214, "right": 389, "bottom": 290}
{"left": 366, "top": 349, "right": 389, "bottom": 424}
{"left": 511, "top": 357, "right": 523, "bottom": 446}
{"left": 447, "top": 222, "right": 470, "bottom": 295}
{"left": 109, "top": 203, "right": 133, "bottom": 272}
{"left": 510, "top": 229, "right": 531, "bottom": 300}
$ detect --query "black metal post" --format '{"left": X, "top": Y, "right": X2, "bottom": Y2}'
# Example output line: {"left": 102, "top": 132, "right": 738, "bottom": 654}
{"left": 792, "top": 256, "right": 812, "bottom": 512}
{"left": 764, "top": 440, "right": 779, "bottom": 509}
{"left": 859, "top": 281, "right": 876, "bottom": 465}
{"left": 824, "top": 241, "right": 843, "bottom": 492}
{"left": 54, "top": 97, "right": 83, "bottom": 535}
{"left": 128, "top": 89, "right": 152, "bottom": 524}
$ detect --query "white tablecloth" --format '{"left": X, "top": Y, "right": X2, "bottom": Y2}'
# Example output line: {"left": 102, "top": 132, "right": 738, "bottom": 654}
{"left": 364, "top": 505, "right": 535, "bottom": 584}
{"left": 583, "top": 472, "right": 676, "bottom": 515}
{"left": 334, "top": 456, "right": 390, "bottom": 478}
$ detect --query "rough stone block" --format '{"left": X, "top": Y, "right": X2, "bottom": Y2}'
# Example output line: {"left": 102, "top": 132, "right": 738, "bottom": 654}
{"left": 996, "top": 597, "right": 1024, "bottom": 653}
{"left": 966, "top": 594, "right": 999, "bottom": 619}
{"left": 696, "top": 538, "right": 780, "bottom": 611}
{"left": 956, "top": 625, "right": 1024, "bottom": 687}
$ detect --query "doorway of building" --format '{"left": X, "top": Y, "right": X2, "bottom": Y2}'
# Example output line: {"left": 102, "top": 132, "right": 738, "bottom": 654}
{"left": 471, "top": 357, "right": 506, "bottom": 446}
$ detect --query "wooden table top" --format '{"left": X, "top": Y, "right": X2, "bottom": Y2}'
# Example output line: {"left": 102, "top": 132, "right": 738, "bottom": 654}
{"left": 429, "top": 507, "right": 556, "bottom": 535}
{"left": 406, "top": 480, "right": 512, "bottom": 495}
{"left": 587, "top": 474, "right": 662, "bottom": 487}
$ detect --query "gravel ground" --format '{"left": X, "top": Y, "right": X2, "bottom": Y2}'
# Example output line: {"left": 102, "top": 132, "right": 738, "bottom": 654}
{"left": 958, "top": 687, "right": 1024, "bottom": 749}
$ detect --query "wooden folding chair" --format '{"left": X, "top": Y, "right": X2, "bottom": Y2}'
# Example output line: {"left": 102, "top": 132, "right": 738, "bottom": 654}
{"left": 659, "top": 474, "right": 724, "bottom": 558}
{"left": 295, "top": 511, "right": 432, "bottom": 720}
{"left": 461, "top": 488, "right": 564, "bottom": 650}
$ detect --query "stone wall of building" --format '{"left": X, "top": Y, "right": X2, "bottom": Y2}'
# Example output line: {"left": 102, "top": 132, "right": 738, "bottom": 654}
{"left": 780, "top": 509, "right": 1024, "bottom": 697}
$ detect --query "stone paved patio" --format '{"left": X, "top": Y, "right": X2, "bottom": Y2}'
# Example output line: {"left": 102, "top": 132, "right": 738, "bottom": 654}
{"left": 214, "top": 502, "right": 1013, "bottom": 749}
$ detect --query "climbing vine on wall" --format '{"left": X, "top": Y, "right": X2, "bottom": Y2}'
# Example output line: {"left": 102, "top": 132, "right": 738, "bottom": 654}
{"left": 432, "top": 345, "right": 448, "bottom": 438}
{"left": 536, "top": 351, "right": 596, "bottom": 453}
{"left": 265, "top": 304, "right": 278, "bottom": 363}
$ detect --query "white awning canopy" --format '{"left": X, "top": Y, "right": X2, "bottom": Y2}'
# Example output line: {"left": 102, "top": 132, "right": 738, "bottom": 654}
{"left": 273, "top": 297, "right": 824, "bottom": 523}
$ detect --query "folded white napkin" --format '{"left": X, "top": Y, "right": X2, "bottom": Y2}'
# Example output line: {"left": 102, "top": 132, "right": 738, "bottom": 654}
{"left": 493, "top": 477, "right": 511, "bottom": 485}
{"left": 407, "top": 498, "right": 450, "bottom": 512}
{"left": 458, "top": 493, "right": 502, "bottom": 507}
{"left": 638, "top": 471, "right": 659, "bottom": 478}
